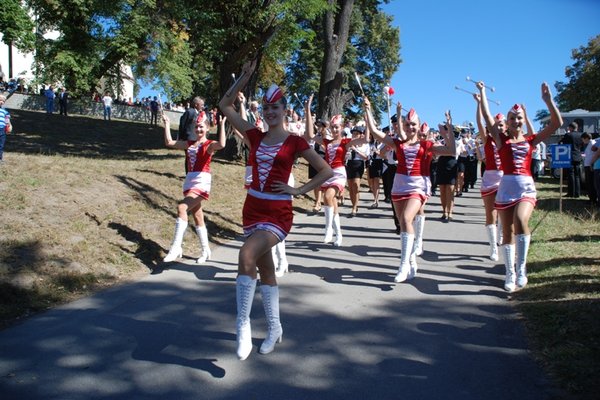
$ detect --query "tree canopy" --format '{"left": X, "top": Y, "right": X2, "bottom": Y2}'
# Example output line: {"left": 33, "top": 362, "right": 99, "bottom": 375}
{"left": 555, "top": 34, "right": 600, "bottom": 112}
{"left": 0, "top": 0, "right": 35, "bottom": 51}
{"left": 15, "top": 0, "right": 399, "bottom": 115}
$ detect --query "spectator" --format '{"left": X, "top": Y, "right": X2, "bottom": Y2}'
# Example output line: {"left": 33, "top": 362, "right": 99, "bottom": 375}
{"left": 58, "top": 87, "right": 69, "bottom": 116}
{"left": 150, "top": 96, "right": 159, "bottom": 126}
{"left": 582, "top": 132, "right": 598, "bottom": 206}
{"left": 44, "top": 85, "right": 55, "bottom": 114}
{"left": 592, "top": 142, "right": 600, "bottom": 212}
{"left": 0, "top": 94, "right": 12, "bottom": 165}
{"left": 559, "top": 122, "right": 583, "bottom": 197}
{"left": 102, "top": 92, "right": 113, "bottom": 121}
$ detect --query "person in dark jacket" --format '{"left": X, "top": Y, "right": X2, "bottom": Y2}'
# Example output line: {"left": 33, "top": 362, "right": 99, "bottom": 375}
{"left": 559, "top": 122, "right": 583, "bottom": 197}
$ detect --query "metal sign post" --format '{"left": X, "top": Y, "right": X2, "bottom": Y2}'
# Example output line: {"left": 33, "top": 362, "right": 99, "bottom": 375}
{"left": 550, "top": 144, "right": 572, "bottom": 213}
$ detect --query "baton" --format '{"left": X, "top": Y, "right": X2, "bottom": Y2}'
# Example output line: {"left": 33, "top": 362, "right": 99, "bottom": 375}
{"left": 354, "top": 72, "right": 366, "bottom": 97}
{"left": 225, "top": 70, "right": 247, "bottom": 97}
{"left": 466, "top": 76, "right": 495, "bottom": 92}
{"left": 455, "top": 86, "right": 500, "bottom": 106}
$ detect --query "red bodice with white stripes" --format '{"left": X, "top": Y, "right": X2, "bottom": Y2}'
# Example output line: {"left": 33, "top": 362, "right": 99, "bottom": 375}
{"left": 246, "top": 128, "right": 309, "bottom": 192}
{"left": 484, "top": 136, "right": 502, "bottom": 171}
{"left": 323, "top": 138, "right": 351, "bottom": 169}
{"left": 186, "top": 140, "right": 214, "bottom": 173}
{"left": 394, "top": 139, "right": 434, "bottom": 176}
{"left": 498, "top": 135, "right": 534, "bottom": 176}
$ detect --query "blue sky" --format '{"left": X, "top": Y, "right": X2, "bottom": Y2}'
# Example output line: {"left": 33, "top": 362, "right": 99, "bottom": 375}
{"left": 139, "top": 0, "right": 599, "bottom": 128}
{"left": 381, "top": 0, "right": 600, "bottom": 129}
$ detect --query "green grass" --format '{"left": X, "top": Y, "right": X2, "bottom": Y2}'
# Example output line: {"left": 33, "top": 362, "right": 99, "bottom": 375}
{"left": 514, "top": 176, "right": 600, "bottom": 399}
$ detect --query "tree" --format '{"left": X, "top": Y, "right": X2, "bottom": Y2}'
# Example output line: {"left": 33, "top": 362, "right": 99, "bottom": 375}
{"left": 29, "top": 0, "right": 193, "bottom": 98}
{"left": 0, "top": 0, "right": 35, "bottom": 51}
{"left": 0, "top": 0, "right": 35, "bottom": 80}
{"left": 555, "top": 34, "right": 600, "bottom": 112}
{"left": 286, "top": 0, "right": 400, "bottom": 122}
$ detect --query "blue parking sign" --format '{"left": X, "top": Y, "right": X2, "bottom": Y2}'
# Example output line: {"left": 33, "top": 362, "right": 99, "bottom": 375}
{"left": 551, "top": 144, "right": 572, "bottom": 168}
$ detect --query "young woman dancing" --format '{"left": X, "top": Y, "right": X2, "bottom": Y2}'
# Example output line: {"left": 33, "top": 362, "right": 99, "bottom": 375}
{"left": 219, "top": 60, "right": 332, "bottom": 360}
{"left": 364, "top": 98, "right": 456, "bottom": 282}
{"left": 304, "top": 95, "right": 367, "bottom": 246}
{"left": 162, "top": 113, "right": 226, "bottom": 263}
{"left": 472, "top": 94, "right": 504, "bottom": 261}
{"left": 478, "top": 81, "right": 562, "bottom": 292}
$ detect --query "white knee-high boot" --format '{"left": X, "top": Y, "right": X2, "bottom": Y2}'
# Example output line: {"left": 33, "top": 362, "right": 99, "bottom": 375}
{"left": 333, "top": 213, "right": 343, "bottom": 247}
{"left": 395, "top": 233, "right": 414, "bottom": 283}
{"left": 485, "top": 224, "right": 499, "bottom": 261}
{"left": 323, "top": 206, "right": 333, "bottom": 243}
{"left": 236, "top": 275, "right": 257, "bottom": 360}
{"left": 413, "top": 215, "right": 425, "bottom": 256}
{"left": 195, "top": 225, "right": 211, "bottom": 263}
{"left": 497, "top": 221, "right": 503, "bottom": 245}
{"left": 408, "top": 241, "right": 418, "bottom": 280}
{"left": 163, "top": 218, "right": 187, "bottom": 262}
{"left": 273, "top": 240, "right": 289, "bottom": 278}
{"left": 259, "top": 284, "right": 283, "bottom": 354}
{"left": 502, "top": 244, "right": 516, "bottom": 292}
{"left": 515, "top": 234, "right": 531, "bottom": 288}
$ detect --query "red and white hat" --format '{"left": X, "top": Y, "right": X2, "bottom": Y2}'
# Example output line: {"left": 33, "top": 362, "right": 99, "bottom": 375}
{"left": 495, "top": 113, "right": 505, "bottom": 121}
{"left": 330, "top": 114, "right": 343, "bottom": 126}
{"left": 406, "top": 108, "right": 419, "bottom": 123}
{"left": 420, "top": 122, "right": 429, "bottom": 134}
{"left": 508, "top": 104, "right": 523, "bottom": 116}
{"left": 263, "top": 84, "right": 284, "bottom": 104}
{"left": 196, "top": 110, "right": 207, "bottom": 125}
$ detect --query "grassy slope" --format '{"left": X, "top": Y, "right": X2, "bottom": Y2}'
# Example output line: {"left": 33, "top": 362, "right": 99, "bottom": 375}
{"left": 0, "top": 110, "right": 598, "bottom": 398}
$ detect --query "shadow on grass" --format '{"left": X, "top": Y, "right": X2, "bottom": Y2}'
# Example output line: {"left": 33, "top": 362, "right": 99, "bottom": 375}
{"left": 546, "top": 234, "right": 600, "bottom": 243}
{"left": 0, "top": 239, "right": 118, "bottom": 329}
{"left": 528, "top": 256, "right": 600, "bottom": 273}
{"left": 515, "top": 298, "right": 600, "bottom": 397}
{"left": 6, "top": 109, "right": 179, "bottom": 160}
{"left": 106, "top": 221, "right": 164, "bottom": 273}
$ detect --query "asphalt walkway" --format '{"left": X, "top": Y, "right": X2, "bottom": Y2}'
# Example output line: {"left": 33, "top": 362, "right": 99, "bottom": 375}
{"left": 0, "top": 185, "right": 560, "bottom": 399}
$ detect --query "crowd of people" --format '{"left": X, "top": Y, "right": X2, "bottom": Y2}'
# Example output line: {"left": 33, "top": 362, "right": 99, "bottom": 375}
{"left": 149, "top": 56, "right": 580, "bottom": 361}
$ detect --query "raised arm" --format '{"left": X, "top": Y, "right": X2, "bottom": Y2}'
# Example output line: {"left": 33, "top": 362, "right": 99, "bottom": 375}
{"left": 363, "top": 97, "right": 394, "bottom": 147}
{"left": 432, "top": 110, "right": 456, "bottom": 156}
{"left": 394, "top": 101, "right": 407, "bottom": 142}
{"left": 473, "top": 93, "right": 487, "bottom": 146}
{"left": 208, "top": 115, "right": 227, "bottom": 153}
{"left": 162, "top": 114, "right": 187, "bottom": 150}
{"left": 522, "top": 103, "right": 536, "bottom": 136}
{"left": 477, "top": 81, "right": 502, "bottom": 147}
{"left": 303, "top": 94, "right": 319, "bottom": 143}
{"left": 533, "top": 82, "right": 563, "bottom": 146}
{"left": 219, "top": 59, "right": 257, "bottom": 135}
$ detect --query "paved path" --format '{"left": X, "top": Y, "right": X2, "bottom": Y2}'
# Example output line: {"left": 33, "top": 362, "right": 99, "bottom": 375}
{"left": 0, "top": 186, "right": 560, "bottom": 399}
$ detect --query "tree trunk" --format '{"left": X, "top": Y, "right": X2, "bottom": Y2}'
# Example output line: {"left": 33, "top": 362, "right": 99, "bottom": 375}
{"left": 317, "top": 0, "right": 355, "bottom": 121}
{"left": 218, "top": 28, "right": 276, "bottom": 160}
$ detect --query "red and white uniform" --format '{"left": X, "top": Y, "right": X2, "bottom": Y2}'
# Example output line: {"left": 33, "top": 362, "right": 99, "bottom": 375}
{"left": 480, "top": 136, "right": 504, "bottom": 197}
{"left": 321, "top": 137, "right": 351, "bottom": 192}
{"left": 495, "top": 135, "right": 536, "bottom": 209}
{"left": 243, "top": 128, "right": 309, "bottom": 241}
{"left": 391, "top": 139, "right": 434, "bottom": 203}
{"left": 183, "top": 140, "right": 215, "bottom": 199}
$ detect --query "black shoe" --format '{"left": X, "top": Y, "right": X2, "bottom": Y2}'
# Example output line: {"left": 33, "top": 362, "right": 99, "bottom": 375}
{"left": 441, "top": 214, "right": 447, "bottom": 221}
{"left": 395, "top": 227, "right": 401, "bottom": 235}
